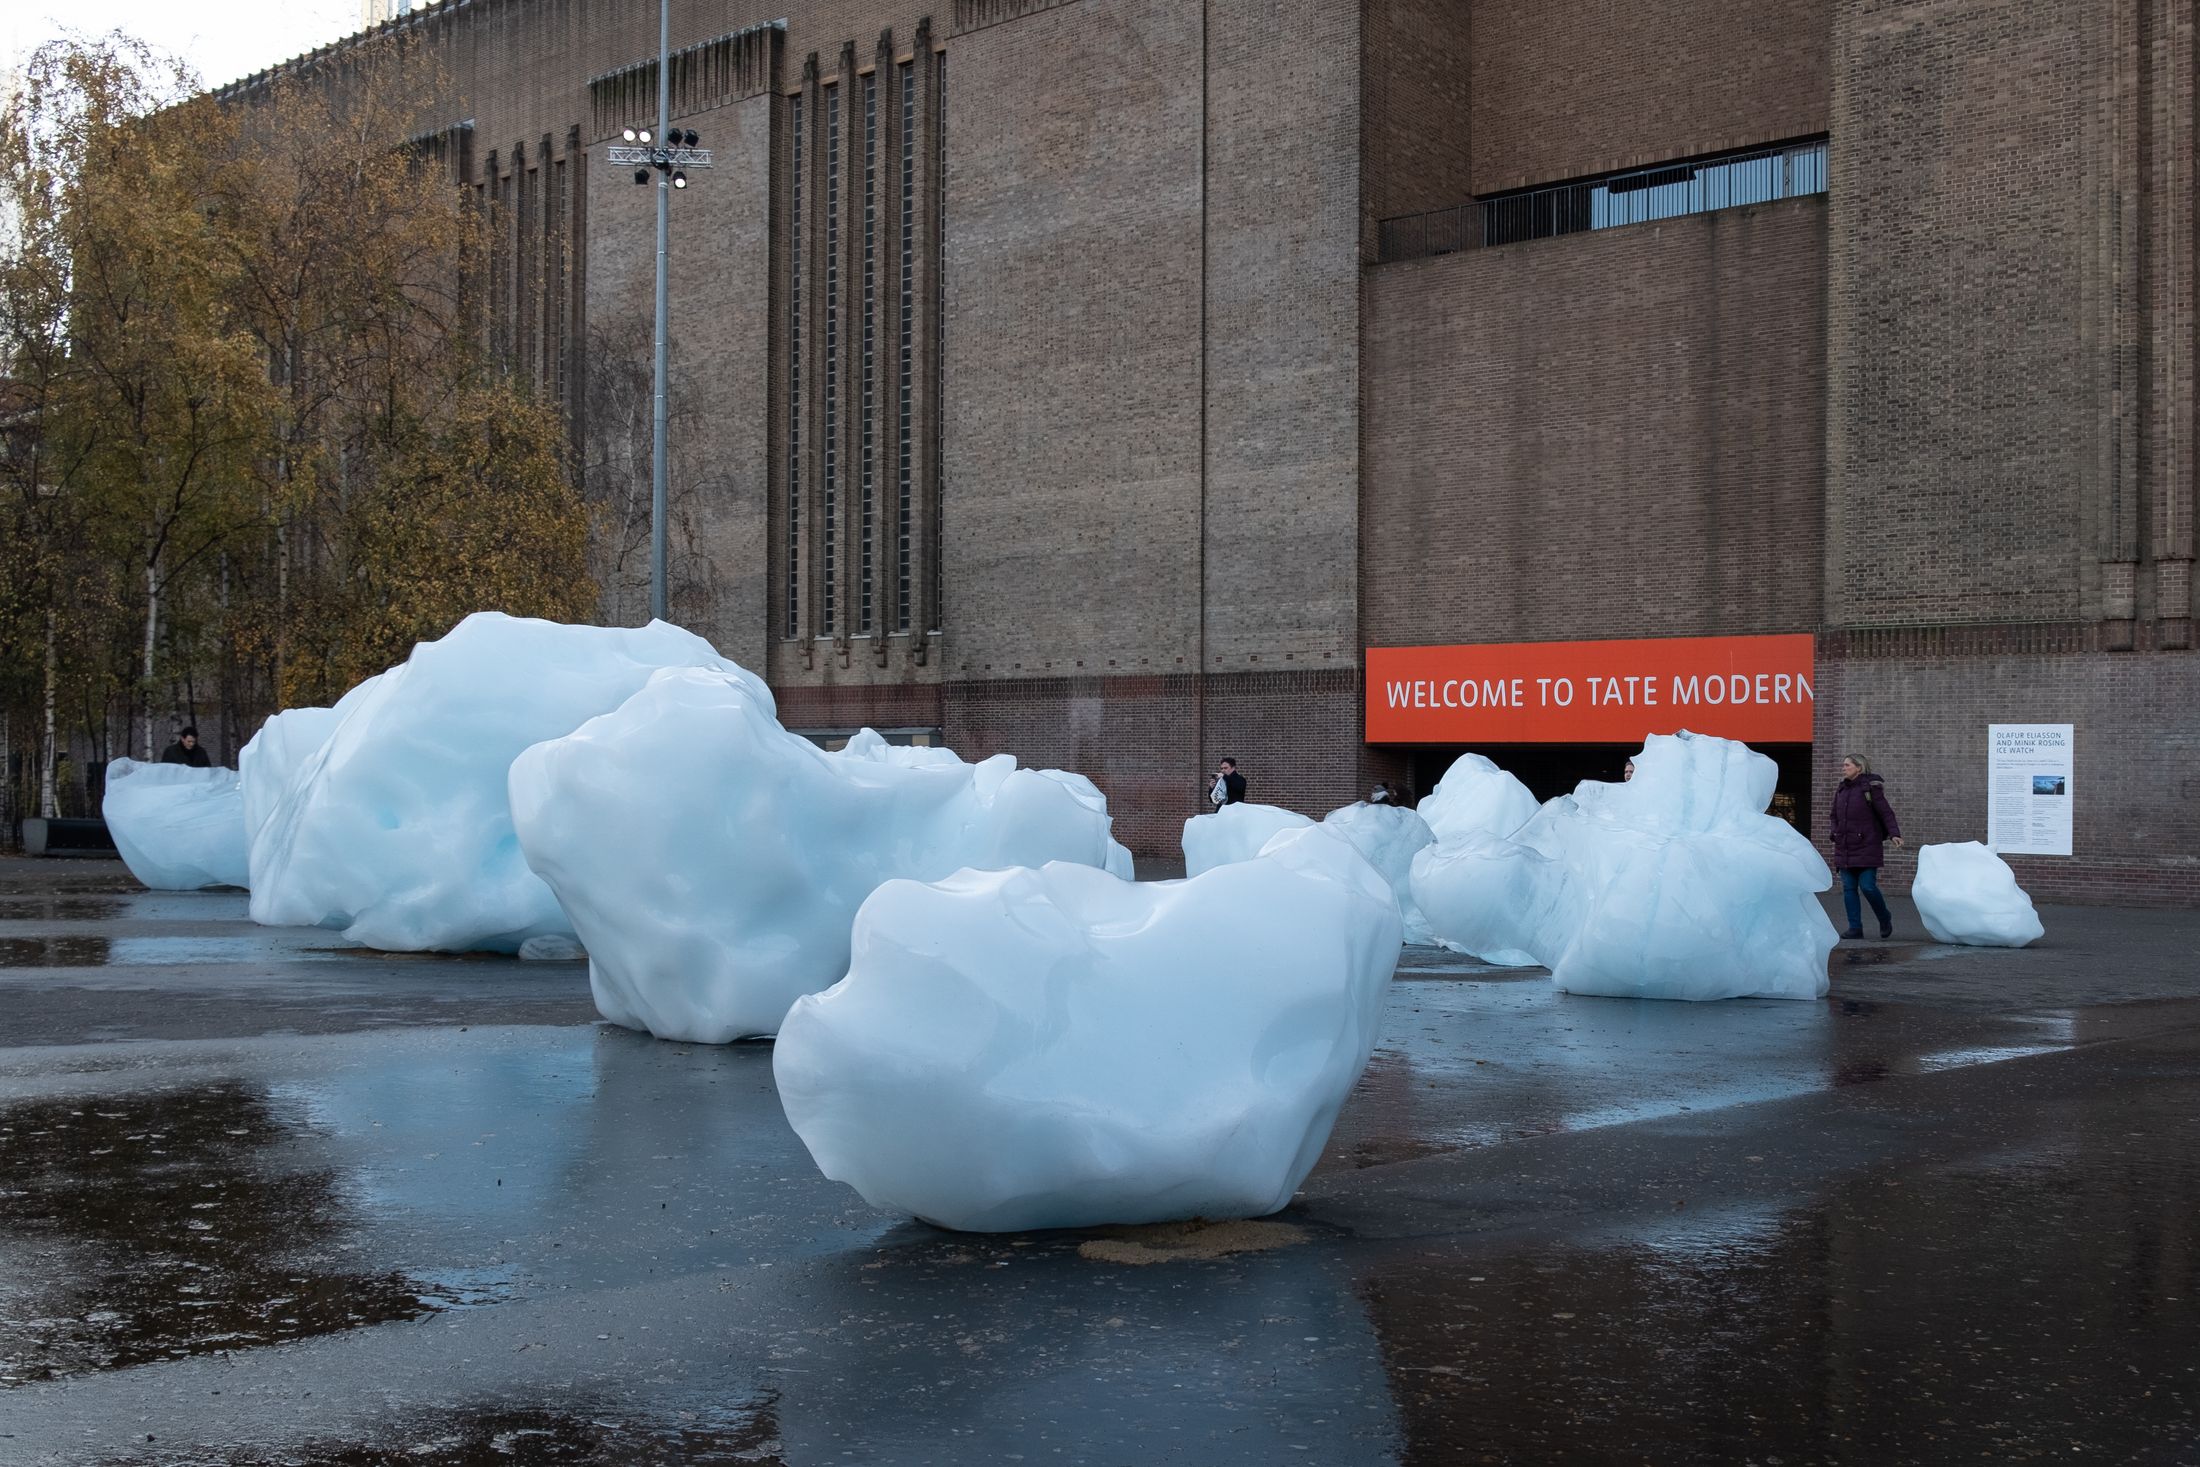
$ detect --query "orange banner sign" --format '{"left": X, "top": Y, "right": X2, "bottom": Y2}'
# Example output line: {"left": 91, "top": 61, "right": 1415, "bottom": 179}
{"left": 1366, "top": 634, "right": 1816, "bottom": 744}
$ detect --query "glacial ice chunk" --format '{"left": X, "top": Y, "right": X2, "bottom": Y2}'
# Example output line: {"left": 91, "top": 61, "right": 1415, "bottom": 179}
{"left": 101, "top": 758, "right": 249, "bottom": 890}
{"left": 1912, "top": 842, "right": 2044, "bottom": 947}
{"left": 239, "top": 703, "right": 344, "bottom": 854}
{"left": 1182, "top": 802, "right": 1313, "bottom": 876}
{"left": 1319, "top": 801, "right": 1436, "bottom": 944}
{"left": 1031, "top": 765, "right": 1137, "bottom": 877}
{"left": 509, "top": 666, "right": 1125, "bottom": 1043}
{"left": 1414, "top": 752, "right": 1538, "bottom": 847}
{"left": 774, "top": 825, "right": 1403, "bottom": 1232}
{"left": 1407, "top": 753, "right": 1543, "bottom": 964}
{"left": 1411, "top": 731, "right": 1835, "bottom": 1001}
{"left": 248, "top": 613, "right": 767, "bottom": 952}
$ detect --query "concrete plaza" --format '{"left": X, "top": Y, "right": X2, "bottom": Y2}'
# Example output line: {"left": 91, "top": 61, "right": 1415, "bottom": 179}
{"left": 0, "top": 856, "right": 2194, "bottom": 1465}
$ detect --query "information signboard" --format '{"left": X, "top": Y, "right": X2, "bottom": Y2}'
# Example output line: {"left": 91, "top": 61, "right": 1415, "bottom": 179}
{"left": 1987, "top": 724, "right": 2074, "bottom": 856}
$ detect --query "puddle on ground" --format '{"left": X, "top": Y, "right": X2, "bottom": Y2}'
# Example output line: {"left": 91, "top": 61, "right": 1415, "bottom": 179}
{"left": 306, "top": 946, "right": 518, "bottom": 963}
{"left": 0, "top": 935, "right": 112, "bottom": 967}
{"left": 107, "top": 1398, "right": 786, "bottom": 1466}
{"left": 0, "top": 896, "right": 127, "bottom": 921}
{"left": 0, "top": 1083, "right": 500, "bottom": 1385}
{"left": 1355, "top": 1105, "right": 2200, "bottom": 1466}
{"left": 0, "top": 873, "right": 138, "bottom": 898}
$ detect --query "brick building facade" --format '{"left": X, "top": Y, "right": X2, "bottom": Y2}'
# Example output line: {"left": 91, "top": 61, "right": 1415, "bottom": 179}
{"left": 222, "top": 0, "right": 2200, "bottom": 902}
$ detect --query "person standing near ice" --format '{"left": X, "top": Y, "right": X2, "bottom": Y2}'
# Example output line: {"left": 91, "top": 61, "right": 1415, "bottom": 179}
{"left": 160, "top": 725, "right": 213, "bottom": 768}
{"left": 1210, "top": 757, "right": 1247, "bottom": 809}
{"left": 1830, "top": 753, "right": 1904, "bottom": 939}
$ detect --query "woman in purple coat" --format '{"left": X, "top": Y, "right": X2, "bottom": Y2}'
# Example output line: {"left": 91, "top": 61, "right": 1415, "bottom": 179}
{"left": 1830, "top": 754, "right": 1904, "bottom": 939}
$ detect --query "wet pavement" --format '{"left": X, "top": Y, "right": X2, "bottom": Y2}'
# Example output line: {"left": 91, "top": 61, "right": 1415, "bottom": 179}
{"left": 0, "top": 857, "right": 2195, "bottom": 1465}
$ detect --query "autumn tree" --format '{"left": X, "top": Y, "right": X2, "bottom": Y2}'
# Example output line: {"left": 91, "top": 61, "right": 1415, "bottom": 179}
{"left": 1, "top": 31, "right": 597, "bottom": 810}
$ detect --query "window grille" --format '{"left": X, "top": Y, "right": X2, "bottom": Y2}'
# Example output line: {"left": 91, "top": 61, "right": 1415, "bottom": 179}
{"left": 785, "top": 94, "right": 803, "bottom": 638}
{"left": 860, "top": 71, "right": 878, "bottom": 635}
{"left": 897, "top": 61, "right": 916, "bottom": 633}
{"left": 822, "top": 84, "right": 840, "bottom": 636}
{"left": 929, "top": 53, "right": 946, "bottom": 634}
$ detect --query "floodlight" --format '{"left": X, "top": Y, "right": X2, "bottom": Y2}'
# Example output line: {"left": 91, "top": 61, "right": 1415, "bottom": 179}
{"left": 634, "top": 168, "right": 650, "bottom": 185}
{"left": 622, "top": 127, "right": 637, "bottom": 142}
{"left": 637, "top": 127, "right": 652, "bottom": 143}
{"left": 671, "top": 171, "right": 687, "bottom": 189}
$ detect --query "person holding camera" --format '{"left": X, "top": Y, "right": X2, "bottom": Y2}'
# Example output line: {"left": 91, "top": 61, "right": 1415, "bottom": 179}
{"left": 1209, "top": 757, "right": 1246, "bottom": 809}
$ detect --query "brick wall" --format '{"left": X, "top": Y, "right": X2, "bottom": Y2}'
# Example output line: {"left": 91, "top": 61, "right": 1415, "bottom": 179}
{"left": 939, "top": 0, "right": 1205, "bottom": 677}
{"left": 1813, "top": 632, "right": 2200, "bottom": 908}
{"left": 1203, "top": 0, "right": 1363, "bottom": 671}
{"left": 942, "top": 668, "right": 1369, "bottom": 855}
{"left": 1361, "top": 197, "right": 1828, "bottom": 648}
{"left": 1825, "top": 0, "right": 2103, "bottom": 629}
{"left": 1468, "top": 0, "right": 1830, "bottom": 194}
{"left": 1361, "top": 0, "right": 1474, "bottom": 250}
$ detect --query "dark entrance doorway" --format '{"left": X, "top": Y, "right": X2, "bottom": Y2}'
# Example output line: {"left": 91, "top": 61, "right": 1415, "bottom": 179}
{"left": 1401, "top": 743, "right": 1813, "bottom": 834}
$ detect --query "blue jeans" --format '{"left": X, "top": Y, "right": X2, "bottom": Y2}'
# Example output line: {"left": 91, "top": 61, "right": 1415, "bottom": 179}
{"left": 1840, "top": 867, "right": 1891, "bottom": 935}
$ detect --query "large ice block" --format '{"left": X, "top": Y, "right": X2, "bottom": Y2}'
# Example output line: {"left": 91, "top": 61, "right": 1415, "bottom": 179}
{"left": 238, "top": 702, "right": 345, "bottom": 853}
{"left": 248, "top": 613, "right": 766, "bottom": 952}
{"left": 1912, "top": 842, "right": 2044, "bottom": 947}
{"left": 1182, "top": 802, "right": 1313, "bottom": 876}
{"left": 101, "top": 758, "right": 249, "bottom": 890}
{"left": 1411, "top": 732, "right": 1835, "bottom": 1001}
{"left": 1406, "top": 752, "right": 1543, "bottom": 964}
{"left": 1319, "top": 801, "right": 1437, "bottom": 944}
{"left": 774, "top": 825, "right": 1402, "bottom": 1232}
{"left": 1414, "top": 752, "right": 1538, "bottom": 847}
{"left": 509, "top": 666, "right": 1126, "bottom": 1042}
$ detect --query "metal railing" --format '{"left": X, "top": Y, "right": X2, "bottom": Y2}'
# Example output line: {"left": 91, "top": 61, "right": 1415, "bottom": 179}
{"left": 1377, "top": 137, "right": 1828, "bottom": 264}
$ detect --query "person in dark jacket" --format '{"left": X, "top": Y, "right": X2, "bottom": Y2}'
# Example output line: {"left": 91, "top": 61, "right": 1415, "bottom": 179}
{"left": 1209, "top": 757, "right": 1247, "bottom": 809}
{"left": 158, "top": 726, "right": 212, "bottom": 768}
{"left": 1829, "top": 753, "right": 1903, "bottom": 939}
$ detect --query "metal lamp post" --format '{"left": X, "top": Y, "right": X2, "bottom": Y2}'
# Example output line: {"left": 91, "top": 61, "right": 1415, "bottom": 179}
{"left": 604, "top": 0, "right": 712, "bottom": 622}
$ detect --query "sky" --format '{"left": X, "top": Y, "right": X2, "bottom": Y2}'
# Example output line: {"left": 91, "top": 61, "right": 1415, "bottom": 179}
{"left": 7, "top": 0, "right": 365, "bottom": 94}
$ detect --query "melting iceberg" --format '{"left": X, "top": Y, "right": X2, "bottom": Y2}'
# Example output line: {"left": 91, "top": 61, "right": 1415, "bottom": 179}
{"left": 239, "top": 701, "right": 351, "bottom": 855}
{"left": 1411, "top": 732, "right": 1834, "bottom": 1000}
{"left": 1182, "top": 802, "right": 1313, "bottom": 876}
{"left": 774, "top": 825, "right": 1402, "bottom": 1232}
{"left": 101, "top": 758, "right": 249, "bottom": 890}
{"left": 509, "top": 666, "right": 1125, "bottom": 1043}
{"left": 1912, "top": 842, "right": 2044, "bottom": 947}
{"left": 1319, "top": 801, "right": 1436, "bottom": 944}
{"left": 1407, "top": 753, "right": 1543, "bottom": 966}
{"left": 248, "top": 613, "right": 766, "bottom": 952}
{"left": 1414, "top": 751, "right": 1539, "bottom": 847}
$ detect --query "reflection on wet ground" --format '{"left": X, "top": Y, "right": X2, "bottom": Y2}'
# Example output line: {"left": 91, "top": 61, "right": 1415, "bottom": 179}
{"left": 2, "top": 857, "right": 2198, "bottom": 1463}
{"left": 0, "top": 936, "right": 112, "bottom": 966}
{"left": 1358, "top": 1103, "right": 2200, "bottom": 1466}
{"left": 0, "top": 896, "right": 128, "bottom": 922}
{"left": 0, "top": 1082, "right": 493, "bottom": 1385}
{"left": 120, "top": 1400, "right": 787, "bottom": 1466}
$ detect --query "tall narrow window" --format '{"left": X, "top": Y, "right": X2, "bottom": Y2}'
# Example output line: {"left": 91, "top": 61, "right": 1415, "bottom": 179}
{"left": 822, "top": 83, "right": 840, "bottom": 636}
{"left": 546, "top": 159, "right": 566, "bottom": 401}
{"left": 896, "top": 61, "right": 915, "bottom": 633}
{"left": 859, "top": 71, "right": 878, "bottom": 635}
{"left": 517, "top": 165, "right": 536, "bottom": 382}
{"left": 929, "top": 53, "right": 946, "bottom": 632}
{"left": 785, "top": 95, "right": 803, "bottom": 638}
